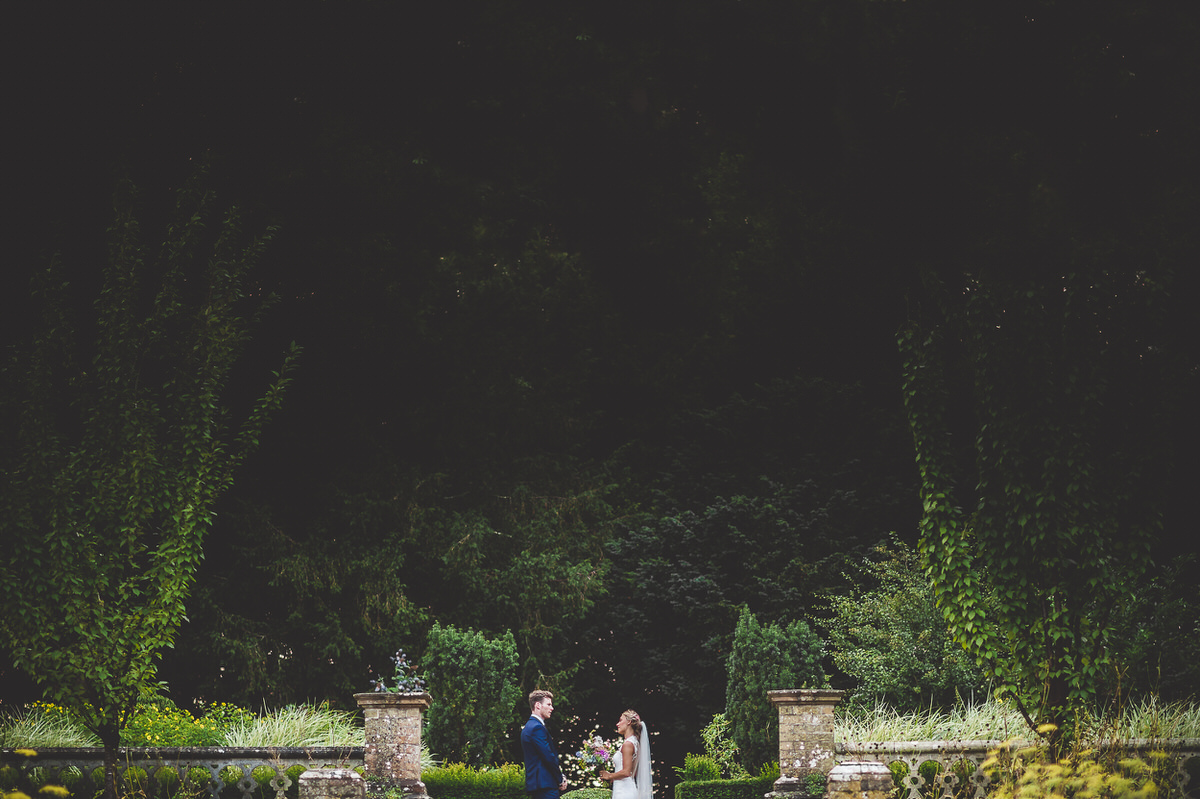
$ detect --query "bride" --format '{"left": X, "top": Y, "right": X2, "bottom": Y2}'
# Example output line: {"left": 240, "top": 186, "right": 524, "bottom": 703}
{"left": 599, "top": 710, "right": 652, "bottom": 799}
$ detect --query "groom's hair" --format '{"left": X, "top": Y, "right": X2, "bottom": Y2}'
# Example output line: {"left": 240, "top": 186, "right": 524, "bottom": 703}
{"left": 528, "top": 690, "right": 553, "bottom": 710}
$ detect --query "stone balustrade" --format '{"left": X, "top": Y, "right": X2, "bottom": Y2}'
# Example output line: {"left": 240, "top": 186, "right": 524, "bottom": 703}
{"left": 5, "top": 691, "right": 1197, "bottom": 799}
{"left": 766, "top": 690, "right": 1198, "bottom": 799}
{"left": 0, "top": 747, "right": 362, "bottom": 799}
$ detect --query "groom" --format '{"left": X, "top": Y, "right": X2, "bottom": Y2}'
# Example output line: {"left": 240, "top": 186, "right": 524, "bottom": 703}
{"left": 521, "top": 690, "right": 568, "bottom": 799}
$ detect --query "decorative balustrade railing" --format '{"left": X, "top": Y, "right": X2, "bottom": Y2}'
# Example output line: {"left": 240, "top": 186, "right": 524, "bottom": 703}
{"left": 5, "top": 740, "right": 1198, "bottom": 799}
{"left": 0, "top": 747, "right": 364, "bottom": 799}
{"left": 838, "top": 740, "right": 1200, "bottom": 799}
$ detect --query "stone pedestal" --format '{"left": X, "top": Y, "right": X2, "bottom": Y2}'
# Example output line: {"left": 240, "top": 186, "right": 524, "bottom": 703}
{"left": 826, "top": 761, "right": 895, "bottom": 799}
{"left": 354, "top": 692, "right": 432, "bottom": 799}
{"left": 766, "top": 689, "right": 844, "bottom": 798}
{"left": 299, "top": 769, "right": 366, "bottom": 799}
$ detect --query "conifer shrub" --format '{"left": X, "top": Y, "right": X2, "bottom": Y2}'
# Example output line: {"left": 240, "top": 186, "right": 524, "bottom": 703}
{"left": 422, "top": 623, "right": 523, "bottom": 766}
{"left": 724, "top": 607, "right": 825, "bottom": 772}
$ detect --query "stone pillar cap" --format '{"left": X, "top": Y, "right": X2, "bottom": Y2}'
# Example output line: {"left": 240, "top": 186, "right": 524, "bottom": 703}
{"left": 767, "top": 689, "right": 845, "bottom": 706}
{"left": 353, "top": 691, "right": 432, "bottom": 710}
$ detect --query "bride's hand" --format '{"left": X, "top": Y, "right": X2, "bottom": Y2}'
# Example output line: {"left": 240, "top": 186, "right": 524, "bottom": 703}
{"left": 599, "top": 771, "right": 612, "bottom": 781}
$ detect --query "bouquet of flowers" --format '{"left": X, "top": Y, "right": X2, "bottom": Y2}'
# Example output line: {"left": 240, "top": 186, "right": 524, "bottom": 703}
{"left": 573, "top": 734, "right": 619, "bottom": 787}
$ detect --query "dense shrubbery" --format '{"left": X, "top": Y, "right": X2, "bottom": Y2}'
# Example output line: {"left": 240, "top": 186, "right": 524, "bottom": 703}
{"left": 984, "top": 739, "right": 1181, "bottom": 799}
{"left": 422, "top": 624, "right": 523, "bottom": 765}
{"left": 724, "top": 607, "right": 824, "bottom": 772}
{"left": 121, "top": 700, "right": 255, "bottom": 747}
{"left": 678, "top": 753, "right": 722, "bottom": 782}
{"left": 825, "top": 539, "right": 989, "bottom": 711}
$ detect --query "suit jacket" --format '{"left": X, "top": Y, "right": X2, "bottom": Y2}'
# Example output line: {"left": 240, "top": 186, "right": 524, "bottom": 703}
{"left": 521, "top": 716, "right": 563, "bottom": 792}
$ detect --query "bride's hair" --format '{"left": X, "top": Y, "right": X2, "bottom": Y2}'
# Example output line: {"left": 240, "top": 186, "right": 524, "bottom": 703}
{"left": 621, "top": 709, "right": 643, "bottom": 736}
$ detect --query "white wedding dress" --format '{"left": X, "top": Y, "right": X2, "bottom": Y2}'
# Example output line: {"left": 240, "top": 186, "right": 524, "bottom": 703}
{"left": 612, "top": 724, "right": 652, "bottom": 799}
{"left": 611, "top": 736, "right": 639, "bottom": 799}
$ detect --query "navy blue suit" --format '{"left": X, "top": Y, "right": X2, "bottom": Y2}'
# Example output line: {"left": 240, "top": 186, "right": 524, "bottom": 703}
{"left": 522, "top": 716, "right": 564, "bottom": 799}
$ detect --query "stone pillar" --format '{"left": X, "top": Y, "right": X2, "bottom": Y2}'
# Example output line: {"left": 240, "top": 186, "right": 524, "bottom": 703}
{"left": 354, "top": 691, "right": 432, "bottom": 798}
{"left": 767, "top": 689, "right": 845, "bottom": 797}
{"left": 299, "top": 769, "right": 366, "bottom": 799}
{"left": 826, "top": 761, "right": 895, "bottom": 799}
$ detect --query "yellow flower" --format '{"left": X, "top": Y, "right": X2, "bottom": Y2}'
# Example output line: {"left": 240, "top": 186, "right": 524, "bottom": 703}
{"left": 39, "top": 787, "right": 70, "bottom": 798}
{"left": 15, "top": 749, "right": 38, "bottom": 758}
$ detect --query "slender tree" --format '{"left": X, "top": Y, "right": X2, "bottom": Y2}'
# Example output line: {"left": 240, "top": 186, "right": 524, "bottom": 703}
{"left": 0, "top": 173, "right": 298, "bottom": 799}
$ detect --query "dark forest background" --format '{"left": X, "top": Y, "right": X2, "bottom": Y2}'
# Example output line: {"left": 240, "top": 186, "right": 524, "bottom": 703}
{"left": 5, "top": 0, "right": 1199, "bottom": 776}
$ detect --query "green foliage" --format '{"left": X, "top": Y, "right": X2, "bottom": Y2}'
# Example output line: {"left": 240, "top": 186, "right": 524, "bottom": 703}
{"left": 415, "top": 479, "right": 615, "bottom": 695}
{"left": 824, "top": 538, "right": 989, "bottom": 711}
{"left": 1106, "top": 557, "right": 1200, "bottom": 702}
{"left": 598, "top": 376, "right": 912, "bottom": 752}
{"left": 0, "top": 171, "right": 298, "bottom": 798}
{"left": 120, "top": 698, "right": 253, "bottom": 747}
{"left": 418, "top": 762, "right": 524, "bottom": 799}
{"left": 724, "top": 607, "right": 825, "bottom": 773}
{"left": 677, "top": 754, "right": 722, "bottom": 783}
{"left": 673, "top": 774, "right": 776, "bottom": 799}
{"left": 422, "top": 623, "right": 523, "bottom": 765}
{"left": 985, "top": 743, "right": 1168, "bottom": 799}
{"left": 698, "top": 714, "right": 748, "bottom": 779}
{"left": 898, "top": 269, "right": 1174, "bottom": 748}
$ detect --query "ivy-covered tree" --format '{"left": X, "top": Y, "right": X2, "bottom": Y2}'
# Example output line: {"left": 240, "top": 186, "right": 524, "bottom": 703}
{"left": 898, "top": 268, "right": 1173, "bottom": 752}
{"left": 825, "top": 538, "right": 989, "bottom": 711}
{"left": 725, "top": 607, "right": 825, "bottom": 773}
{"left": 0, "top": 174, "right": 298, "bottom": 799}
{"left": 421, "top": 623, "right": 524, "bottom": 765}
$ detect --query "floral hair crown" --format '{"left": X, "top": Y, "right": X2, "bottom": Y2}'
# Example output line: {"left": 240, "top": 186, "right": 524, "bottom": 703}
{"left": 626, "top": 711, "right": 640, "bottom": 722}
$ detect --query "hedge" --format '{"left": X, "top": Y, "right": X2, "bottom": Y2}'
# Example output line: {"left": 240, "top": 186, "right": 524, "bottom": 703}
{"left": 418, "top": 762, "right": 524, "bottom": 799}
{"left": 674, "top": 775, "right": 776, "bottom": 799}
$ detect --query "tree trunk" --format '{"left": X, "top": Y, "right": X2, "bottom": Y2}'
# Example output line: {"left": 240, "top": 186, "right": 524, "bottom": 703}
{"left": 1043, "top": 674, "right": 1070, "bottom": 761}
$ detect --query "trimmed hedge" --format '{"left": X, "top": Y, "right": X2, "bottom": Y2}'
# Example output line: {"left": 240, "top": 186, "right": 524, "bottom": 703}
{"left": 419, "top": 762, "right": 525, "bottom": 799}
{"left": 675, "top": 775, "right": 776, "bottom": 799}
{"left": 415, "top": 765, "right": 613, "bottom": 799}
